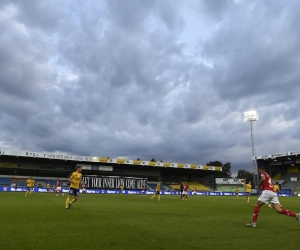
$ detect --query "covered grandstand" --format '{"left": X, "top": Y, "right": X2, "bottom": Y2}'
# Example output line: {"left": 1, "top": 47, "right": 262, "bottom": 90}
{"left": 254, "top": 149, "right": 300, "bottom": 195}
{"left": 0, "top": 149, "right": 221, "bottom": 191}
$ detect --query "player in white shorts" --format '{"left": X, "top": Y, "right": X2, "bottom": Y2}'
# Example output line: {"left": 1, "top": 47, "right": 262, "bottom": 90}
{"left": 56, "top": 186, "right": 62, "bottom": 192}
{"left": 246, "top": 165, "right": 299, "bottom": 228}
{"left": 258, "top": 190, "right": 280, "bottom": 204}
{"left": 55, "top": 178, "right": 64, "bottom": 196}
{"left": 182, "top": 182, "right": 188, "bottom": 200}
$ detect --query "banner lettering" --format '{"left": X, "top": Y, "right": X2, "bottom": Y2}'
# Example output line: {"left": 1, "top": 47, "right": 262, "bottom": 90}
{"left": 82, "top": 176, "right": 147, "bottom": 190}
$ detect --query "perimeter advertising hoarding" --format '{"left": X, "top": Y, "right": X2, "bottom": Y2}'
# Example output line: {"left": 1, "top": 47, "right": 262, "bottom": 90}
{"left": 0, "top": 187, "right": 292, "bottom": 196}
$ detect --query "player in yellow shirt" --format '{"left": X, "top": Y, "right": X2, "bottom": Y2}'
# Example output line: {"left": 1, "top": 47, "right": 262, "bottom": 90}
{"left": 25, "top": 177, "right": 33, "bottom": 196}
{"left": 120, "top": 185, "right": 124, "bottom": 195}
{"left": 30, "top": 179, "right": 36, "bottom": 194}
{"left": 273, "top": 182, "right": 282, "bottom": 196}
{"left": 151, "top": 181, "right": 162, "bottom": 201}
{"left": 46, "top": 183, "right": 50, "bottom": 192}
{"left": 65, "top": 166, "right": 83, "bottom": 209}
{"left": 244, "top": 181, "right": 252, "bottom": 203}
{"left": 235, "top": 187, "right": 239, "bottom": 198}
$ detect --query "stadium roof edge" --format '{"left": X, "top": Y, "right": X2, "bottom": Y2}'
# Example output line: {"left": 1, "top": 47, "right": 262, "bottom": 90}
{"left": 253, "top": 149, "right": 300, "bottom": 160}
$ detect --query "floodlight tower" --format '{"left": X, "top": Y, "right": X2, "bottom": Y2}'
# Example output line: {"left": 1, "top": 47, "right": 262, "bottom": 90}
{"left": 244, "top": 111, "right": 258, "bottom": 186}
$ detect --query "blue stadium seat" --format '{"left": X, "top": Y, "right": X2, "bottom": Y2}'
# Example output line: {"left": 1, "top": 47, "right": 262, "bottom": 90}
{"left": 148, "top": 183, "right": 158, "bottom": 190}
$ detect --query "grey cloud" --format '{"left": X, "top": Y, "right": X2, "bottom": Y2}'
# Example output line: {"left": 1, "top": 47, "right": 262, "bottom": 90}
{"left": 106, "top": 0, "right": 155, "bottom": 32}
{"left": 202, "top": 1, "right": 300, "bottom": 102}
{"left": 201, "top": 0, "right": 234, "bottom": 20}
{"left": 1, "top": 0, "right": 300, "bottom": 176}
{"left": 12, "top": 0, "right": 65, "bottom": 32}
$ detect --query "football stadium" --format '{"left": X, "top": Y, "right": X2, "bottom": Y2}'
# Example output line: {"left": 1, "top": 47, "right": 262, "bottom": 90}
{"left": 1, "top": 149, "right": 300, "bottom": 250}
{"left": 0, "top": 149, "right": 222, "bottom": 194}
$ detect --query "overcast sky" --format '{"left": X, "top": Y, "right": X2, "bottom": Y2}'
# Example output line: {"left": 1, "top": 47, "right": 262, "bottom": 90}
{"left": 1, "top": 0, "right": 300, "bottom": 176}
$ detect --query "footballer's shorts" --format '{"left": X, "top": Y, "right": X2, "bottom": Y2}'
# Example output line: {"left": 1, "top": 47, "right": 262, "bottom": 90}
{"left": 182, "top": 191, "right": 188, "bottom": 195}
{"left": 69, "top": 187, "right": 80, "bottom": 197}
{"left": 156, "top": 191, "right": 160, "bottom": 195}
{"left": 258, "top": 190, "right": 280, "bottom": 204}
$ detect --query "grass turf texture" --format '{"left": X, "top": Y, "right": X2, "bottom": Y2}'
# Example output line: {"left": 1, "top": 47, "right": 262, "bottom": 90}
{"left": 1, "top": 193, "right": 300, "bottom": 250}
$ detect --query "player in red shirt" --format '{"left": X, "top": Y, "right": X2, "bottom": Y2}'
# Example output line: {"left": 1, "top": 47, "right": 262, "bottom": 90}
{"left": 246, "top": 165, "right": 299, "bottom": 228}
{"left": 193, "top": 187, "right": 197, "bottom": 196}
{"left": 55, "top": 178, "right": 64, "bottom": 196}
{"left": 82, "top": 182, "right": 87, "bottom": 195}
{"left": 182, "top": 182, "right": 188, "bottom": 200}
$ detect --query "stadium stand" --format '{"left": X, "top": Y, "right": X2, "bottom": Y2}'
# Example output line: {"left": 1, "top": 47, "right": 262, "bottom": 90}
{"left": 216, "top": 185, "right": 245, "bottom": 192}
{"left": 279, "top": 173, "right": 300, "bottom": 187}
{"left": 0, "top": 175, "right": 69, "bottom": 188}
{"left": 17, "top": 179, "right": 26, "bottom": 187}
{"left": 161, "top": 184, "right": 173, "bottom": 191}
{"left": 271, "top": 173, "right": 300, "bottom": 194}
{"left": 147, "top": 182, "right": 157, "bottom": 191}
{"left": 0, "top": 174, "right": 217, "bottom": 191}
{"left": 169, "top": 184, "right": 180, "bottom": 190}
{"left": 169, "top": 182, "right": 212, "bottom": 191}
{"left": 187, "top": 182, "right": 211, "bottom": 191}
{"left": 0, "top": 177, "right": 11, "bottom": 186}
{"left": 146, "top": 182, "right": 174, "bottom": 191}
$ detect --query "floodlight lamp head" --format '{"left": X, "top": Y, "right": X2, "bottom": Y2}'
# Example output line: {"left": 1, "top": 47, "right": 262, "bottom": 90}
{"left": 244, "top": 111, "right": 258, "bottom": 122}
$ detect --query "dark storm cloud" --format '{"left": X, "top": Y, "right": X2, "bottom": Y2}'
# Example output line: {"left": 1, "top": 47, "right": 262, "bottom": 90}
{"left": 201, "top": 0, "right": 233, "bottom": 20}
{"left": 1, "top": 0, "right": 300, "bottom": 175}
{"left": 106, "top": 0, "right": 155, "bottom": 32}
{"left": 203, "top": 0, "right": 300, "bottom": 102}
{"left": 9, "top": 0, "right": 66, "bottom": 31}
{"left": 196, "top": 0, "right": 300, "bottom": 163}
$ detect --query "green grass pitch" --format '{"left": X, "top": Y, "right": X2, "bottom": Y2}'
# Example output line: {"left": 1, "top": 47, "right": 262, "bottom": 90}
{"left": 1, "top": 192, "right": 300, "bottom": 250}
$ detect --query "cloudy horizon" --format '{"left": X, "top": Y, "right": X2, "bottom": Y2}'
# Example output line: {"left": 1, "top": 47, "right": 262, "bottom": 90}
{"left": 1, "top": 0, "right": 300, "bottom": 176}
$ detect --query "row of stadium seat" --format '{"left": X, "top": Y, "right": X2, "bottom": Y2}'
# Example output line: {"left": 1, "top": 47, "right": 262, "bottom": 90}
{"left": 216, "top": 186, "right": 245, "bottom": 192}
{"left": 169, "top": 182, "right": 211, "bottom": 191}
{"left": 0, "top": 177, "right": 69, "bottom": 187}
{"left": 187, "top": 182, "right": 211, "bottom": 191}
{"left": 147, "top": 183, "right": 173, "bottom": 191}
{"left": 0, "top": 177, "right": 11, "bottom": 185}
